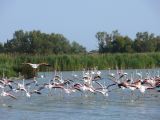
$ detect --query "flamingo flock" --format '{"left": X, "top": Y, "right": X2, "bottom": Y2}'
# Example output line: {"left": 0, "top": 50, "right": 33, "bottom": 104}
{"left": 0, "top": 67, "right": 160, "bottom": 101}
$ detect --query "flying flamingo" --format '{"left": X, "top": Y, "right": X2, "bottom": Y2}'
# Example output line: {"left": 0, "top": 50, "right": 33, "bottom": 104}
{"left": 1, "top": 89, "right": 17, "bottom": 99}
{"left": 22, "top": 63, "right": 50, "bottom": 69}
{"left": 22, "top": 63, "right": 51, "bottom": 78}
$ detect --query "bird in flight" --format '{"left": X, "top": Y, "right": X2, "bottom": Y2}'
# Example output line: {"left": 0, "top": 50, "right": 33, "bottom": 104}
{"left": 22, "top": 63, "right": 51, "bottom": 69}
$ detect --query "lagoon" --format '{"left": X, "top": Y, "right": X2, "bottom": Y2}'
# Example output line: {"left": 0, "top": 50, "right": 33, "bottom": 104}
{"left": 0, "top": 69, "right": 160, "bottom": 120}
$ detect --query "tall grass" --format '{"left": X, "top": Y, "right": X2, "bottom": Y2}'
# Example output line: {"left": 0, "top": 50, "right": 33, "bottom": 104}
{"left": 0, "top": 53, "right": 160, "bottom": 78}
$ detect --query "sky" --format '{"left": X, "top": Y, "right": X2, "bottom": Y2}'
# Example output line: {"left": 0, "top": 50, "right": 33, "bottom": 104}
{"left": 0, "top": 0, "right": 160, "bottom": 51}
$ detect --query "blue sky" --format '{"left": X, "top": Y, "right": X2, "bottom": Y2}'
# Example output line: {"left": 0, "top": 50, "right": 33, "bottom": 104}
{"left": 0, "top": 0, "right": 160, "bottom": 51}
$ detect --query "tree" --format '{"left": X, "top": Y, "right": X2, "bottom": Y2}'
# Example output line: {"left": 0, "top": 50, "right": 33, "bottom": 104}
{"left": 96, "top": 30, "right": 134, "bottom": 53}
{"left": 71, "top": 41, "right": 86, "bottom": 53}
{"left": 123, "top": 36, "right": 134, "bottom": 53}
{"left": 155, "top": 36, "right": 160, "bottom": 52}
{"left": 3, "top": 30, "right": 86, "bottom": 54}
{"left": 95, "top": 31, "right": 112, "bottom": 53}
{"left": 133, "top": 32, "right": 155, "bottom": 52}
{"left": 0, "top": 42, "right": 4, "bottom": 53}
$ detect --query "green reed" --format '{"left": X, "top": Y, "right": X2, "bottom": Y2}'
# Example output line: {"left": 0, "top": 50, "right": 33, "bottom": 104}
{"left": 0, "top": 53, "right": 160, "bottom": 78}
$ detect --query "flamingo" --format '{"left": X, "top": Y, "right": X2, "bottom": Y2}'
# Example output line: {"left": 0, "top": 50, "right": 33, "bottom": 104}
{"left": 1, "top": 89, "right": 17, "bottom": 99}
{"left": 22, "top": 63, "right": 51, "bottom": 78}
{"left": 73, "top": 83, "right": 95, "bottom": 93}
{"left": 52, "top": 85, "right": 76, "bottom": 94}
{"left": 94, "top": 81, "right": 108, "bottom": 96}
{"left": 0, "top": 78, "right": 15, "bottom": 90}
{"left": 22, "top": 63, "right": 50, "bottom": 69}
{"left": 129, "top": 80, "right": 153, "bottom": 94}
{"left": 15, "top": 79, "right": 31, "bottom": 97}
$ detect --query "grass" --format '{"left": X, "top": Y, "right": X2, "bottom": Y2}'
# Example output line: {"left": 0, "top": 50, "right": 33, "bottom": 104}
{"left": 0, "top": 53, "right": 160, "bottom": 78}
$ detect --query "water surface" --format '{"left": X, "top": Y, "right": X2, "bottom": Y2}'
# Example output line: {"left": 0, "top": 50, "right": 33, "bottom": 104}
{"left": 0, "top": 69, "right": 160, "bottom": 120}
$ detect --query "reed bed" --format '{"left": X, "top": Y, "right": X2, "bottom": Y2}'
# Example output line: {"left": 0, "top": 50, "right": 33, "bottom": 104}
{"left": 0, "top": 53, "right": 160, "bottom": 78}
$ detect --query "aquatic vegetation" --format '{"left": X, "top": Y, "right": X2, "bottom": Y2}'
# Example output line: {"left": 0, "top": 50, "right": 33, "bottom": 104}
{"left": 0, "top": 53, "right": 160, "bottom": 77}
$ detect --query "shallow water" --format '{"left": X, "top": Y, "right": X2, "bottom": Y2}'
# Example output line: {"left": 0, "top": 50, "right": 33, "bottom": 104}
{"left": 0, "top": 69, "right": 160, "bottom": 120}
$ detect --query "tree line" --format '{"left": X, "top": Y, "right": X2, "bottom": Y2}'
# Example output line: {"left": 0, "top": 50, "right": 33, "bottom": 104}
{"left": 96, "top": 30, "right": 160, "bottom": 53}
{"left": 0, "top": 30, "right": 160, "bottom": 54}
{"left": 0, "top": 30, "right": 86, "bottom": 54}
